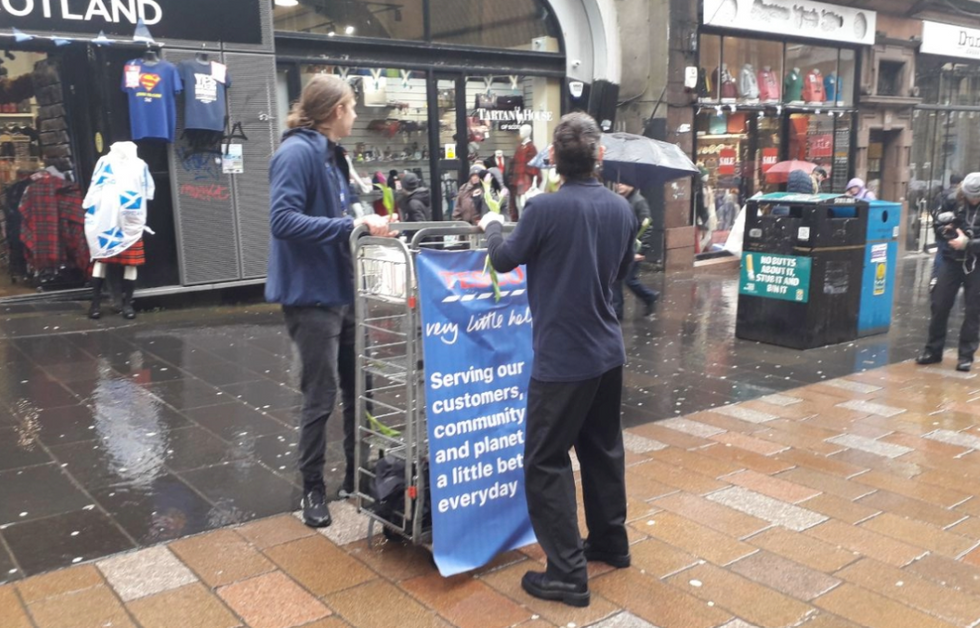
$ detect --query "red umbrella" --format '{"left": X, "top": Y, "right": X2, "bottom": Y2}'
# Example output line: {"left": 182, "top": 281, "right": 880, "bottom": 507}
{"left": 765, "top": 159, "right": 818, "bottom": 183}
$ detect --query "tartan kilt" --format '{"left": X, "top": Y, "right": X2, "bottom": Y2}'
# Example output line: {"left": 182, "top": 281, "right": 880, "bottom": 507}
{"left": 100, "top": 239, "right": 146, "bottom": 266}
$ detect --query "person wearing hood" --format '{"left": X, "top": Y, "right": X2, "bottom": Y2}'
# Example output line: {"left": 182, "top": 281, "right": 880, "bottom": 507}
{"left": 452, "top": 164, "right": 486, "bottom": 226}
{"left": 267, "top": 74, "right": 394, "bottom": 529}
{"left": 917, "top": 172, "right": 980, "bottom": 373}
{"left": 787, "top": 169, "right": 815, "bottom": 194}
{"left": 845, "top": 178, "right": 876, "bottom": 200}
{"left": 397, "top": 172, "right": 431, "bottom": 222}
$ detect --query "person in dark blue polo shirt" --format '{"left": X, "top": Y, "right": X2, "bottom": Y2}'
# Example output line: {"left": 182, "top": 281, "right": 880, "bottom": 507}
{"left": 480, "top": 112, "right": 637, "bottom": 608}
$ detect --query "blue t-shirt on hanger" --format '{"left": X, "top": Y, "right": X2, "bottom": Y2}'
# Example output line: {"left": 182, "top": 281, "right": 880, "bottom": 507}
{"left": 177, "top": 59, "right": 232, "bottom": 132}
{"left": 121, "top": 58, "right": 183, "bottom": 143}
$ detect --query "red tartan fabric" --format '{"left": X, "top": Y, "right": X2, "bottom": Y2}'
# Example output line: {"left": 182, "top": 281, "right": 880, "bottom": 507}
{"left": 101, "top": 238, "right": 145, "bottom": 266}
{"left": 18, "top": 173, "right": 89, "bottom": 271}
{"left": 510, "top": 142, "right": 540, "bottom": 196}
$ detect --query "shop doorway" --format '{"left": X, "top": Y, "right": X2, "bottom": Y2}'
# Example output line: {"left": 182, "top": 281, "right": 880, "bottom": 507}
{"left": 0, "top": 43, "right": 181, "bottom": 300}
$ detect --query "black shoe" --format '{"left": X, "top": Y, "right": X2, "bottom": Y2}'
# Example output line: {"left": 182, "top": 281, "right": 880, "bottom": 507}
{"left": 916, "top": 352, "right": 942, "bottom": 365}
{"left": 302, "top": 488, "right": 332, "bottom": 528}
{"left": 520, "top": 571, "right": 589, "bottom": 608}
{"left": 584, "top": 542, "right": 631, "bottom": 569}
{"left": 88, "top": 301, "right": 101, "bottom": 320}
{"left": 642, "top": 298, "right": 657, "bottom": 318}
{"left": 957, "top": 360, "right": 973, "bottom": 372}
{"left": 121, "top": 303, "right": 136, "bottom": 320}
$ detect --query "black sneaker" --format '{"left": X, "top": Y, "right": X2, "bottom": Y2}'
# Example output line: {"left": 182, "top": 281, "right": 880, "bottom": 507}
{"left": 957, "top": 359, "right": 973, "bottom": 373}
{"left": 302, "top": 487, "right": 332, "bottom": 528}
{"left": 642, "top": 298, "right": 657, "bottom": 318}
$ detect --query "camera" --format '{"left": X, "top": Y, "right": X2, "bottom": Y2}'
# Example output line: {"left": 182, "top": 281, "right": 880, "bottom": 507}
{"left": 936, "top": 211, "right": 973, "bottom": 240}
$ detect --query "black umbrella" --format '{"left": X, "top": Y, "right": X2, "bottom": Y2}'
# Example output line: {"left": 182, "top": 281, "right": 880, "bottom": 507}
{"left": 600, "top": 132, "right": 698, "bottom": 187}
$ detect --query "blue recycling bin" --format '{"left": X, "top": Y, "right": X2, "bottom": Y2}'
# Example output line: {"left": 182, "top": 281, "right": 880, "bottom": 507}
{"left": 858, "top": 200, "right": 901, "bottom": 337}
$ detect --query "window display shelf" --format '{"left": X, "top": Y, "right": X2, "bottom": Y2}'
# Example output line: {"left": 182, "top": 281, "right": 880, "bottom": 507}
{"left": 0, "top": 113, "right": 34, "bottom": 118}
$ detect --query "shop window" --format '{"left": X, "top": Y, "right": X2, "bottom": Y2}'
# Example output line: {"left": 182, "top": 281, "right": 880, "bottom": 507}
{"left": 274, "top": 0, "right": 425, "bottom": 40}
{"left": 430, "top": 0, "right": 560, "bottom": 49}
{"left": 694, "top": 110, "right": 748, "bottom": 251}
{"left": 297, "top": 65, "right": 431, "bottom": 216}
{"left": 698, "top": 35, "right": 721, "bottom": 102}
{"left": 720, "top": 37, "right": 783, "bottom": 104}
{"left": 877, "top": 60, "right": 905, "bottom": 98}
{"left": 788, "top": 113, "right": 835, "bottom": 182}
{"left": 784, "top": 44, "right": 839, "bottom": 105}
{"left": 837, "top": 50, "right": 856, "bottom": 107}
{"left": 830, "top": 114, "right": 852, "bottom": 193}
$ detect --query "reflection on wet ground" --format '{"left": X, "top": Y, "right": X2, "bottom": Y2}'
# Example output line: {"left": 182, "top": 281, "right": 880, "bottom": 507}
{"left": 0, "top": 254, "right": 946, "bottom": 579}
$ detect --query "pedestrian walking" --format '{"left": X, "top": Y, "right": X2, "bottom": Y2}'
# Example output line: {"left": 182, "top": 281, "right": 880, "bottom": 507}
{"left": 266, "top": 74, "right": 395, "bottom": 528}
{"left": 612, "top": 182, "right": 659, "bottom": 319}
{"left": 917, "top": 172, "right": 980, "bottom": 373}
{"left": 479, "top": 112, "right": 636, "bottom": 608}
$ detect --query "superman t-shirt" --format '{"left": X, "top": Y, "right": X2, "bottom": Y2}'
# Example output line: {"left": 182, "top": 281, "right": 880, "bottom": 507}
{"left": 122, "top": 59, "right": 183, "bottom": 143}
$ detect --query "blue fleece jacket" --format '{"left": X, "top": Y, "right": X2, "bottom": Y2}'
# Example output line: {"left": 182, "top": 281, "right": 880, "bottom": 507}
{"left": 266, "top": 128, "right": 357, "bottom": 307}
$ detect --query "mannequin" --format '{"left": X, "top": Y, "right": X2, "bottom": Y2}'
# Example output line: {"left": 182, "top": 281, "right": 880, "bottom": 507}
{"left": 757, "top": 65, "right": 780, "bottom": 102}
{"left": 488, "top": 149, "right": 506, "bottom": 173}
{"left": 83, "top": 141, "right": 155, "bottom": 320}
{"left": 509, "top": 124, "right": 539, "bottom": 219}
{"left": 784, "top": 67, "right": 803, "bottom": 103}
{"left": 824, "top": 72, "right": 841, "bottom": 102}
{"left": 718, "top": 64, "right": 738, "bottom": 100}
{"left": 803, "top": 68, "right": 826, "bottom": 103}
{"left": 739, "top": 64, "right": 759, "bottom": 100}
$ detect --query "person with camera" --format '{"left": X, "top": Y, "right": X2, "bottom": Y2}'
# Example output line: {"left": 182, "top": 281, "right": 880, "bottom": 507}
{"left": 917, "top": 172, "right": 980, "bottom": 372}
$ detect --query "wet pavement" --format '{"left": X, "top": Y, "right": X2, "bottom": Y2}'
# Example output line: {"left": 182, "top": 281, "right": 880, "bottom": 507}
{"left": 0, "top": 252, "right": 950, "bottom": 582}
{"left": 3, "top": 352, "right": 980, "bottom": 628}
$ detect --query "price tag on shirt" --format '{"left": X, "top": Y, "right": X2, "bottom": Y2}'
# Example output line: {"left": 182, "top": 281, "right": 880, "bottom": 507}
{"left": 211, "top": 62, "right": 228, "bottom": 85}
{"left": 124, "top": 64, "right": 141, "bottom": 89}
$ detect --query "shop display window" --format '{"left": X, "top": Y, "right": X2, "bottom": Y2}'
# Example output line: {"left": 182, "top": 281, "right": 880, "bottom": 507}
{"left": 297, "top": 65, "right": 432, "bottom": 214}
{"left": 837, "top": 50, "right": 856, "bottom": 107}
{"left": 784, "top": 44, "right": 840, "bottom": 105}
{"left": 787, "top": 112, "right": 839, "bottom": 188}
{"left": 695, "top": 110, "right": 747, "bottom": 247}
{"left": 721, "top": 37, "right": 783, "bottom": 104}
{"left": 698, "top": 35, "right": 722, "bottom": 102}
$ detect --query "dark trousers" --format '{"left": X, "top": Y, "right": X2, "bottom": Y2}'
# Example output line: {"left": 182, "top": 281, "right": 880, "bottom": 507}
{"left": 524, "top": 366, "right": 628, "bottom": 584}
{"left": 925, "top": 258, "right": 980, "bottom": 362}
{"left": 283, "top": 305, "right": 357, "bottom": 492}
{"left": 613, "top": 261, "right": 659, "bottom": 319}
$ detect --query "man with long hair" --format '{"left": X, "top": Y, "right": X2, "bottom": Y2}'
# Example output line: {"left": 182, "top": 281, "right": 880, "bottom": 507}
{"left": 267, "top": 75, "right": 393, "bottom": 528}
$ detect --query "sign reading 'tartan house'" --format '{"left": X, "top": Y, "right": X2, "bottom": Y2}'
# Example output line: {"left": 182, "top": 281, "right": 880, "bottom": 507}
{"left": 921, "top": 21, "right": 980, "bottom": 61}
{"left": 0, "top": 0, "right": 262, "bottom": 44}
{"left": 703, "top": 0, "right": 876, "bottom": 47}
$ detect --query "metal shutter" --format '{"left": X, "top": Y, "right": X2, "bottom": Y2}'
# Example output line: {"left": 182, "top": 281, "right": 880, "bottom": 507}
{"left": 223, "top": 52, "right": 277, "bottom": 279}
{"left": 166, "top": 49, "right": 242, "bottom": 286}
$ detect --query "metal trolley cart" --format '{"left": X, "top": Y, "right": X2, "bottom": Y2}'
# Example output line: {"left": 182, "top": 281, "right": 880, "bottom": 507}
{"left": 350, "top": 221, "right": 505, "bottom": 546}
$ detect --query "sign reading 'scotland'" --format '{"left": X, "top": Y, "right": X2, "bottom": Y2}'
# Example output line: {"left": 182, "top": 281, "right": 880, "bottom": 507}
{"left": 0, "top": 0, "right": 263, "bottom": 44}
{"left": 416, "top": 248, "right": 536, "bottom": 576}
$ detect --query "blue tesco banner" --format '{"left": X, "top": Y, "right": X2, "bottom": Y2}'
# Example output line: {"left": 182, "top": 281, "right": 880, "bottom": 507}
{"left": 416, "top": 249, "right": 536, "bottom": 576}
